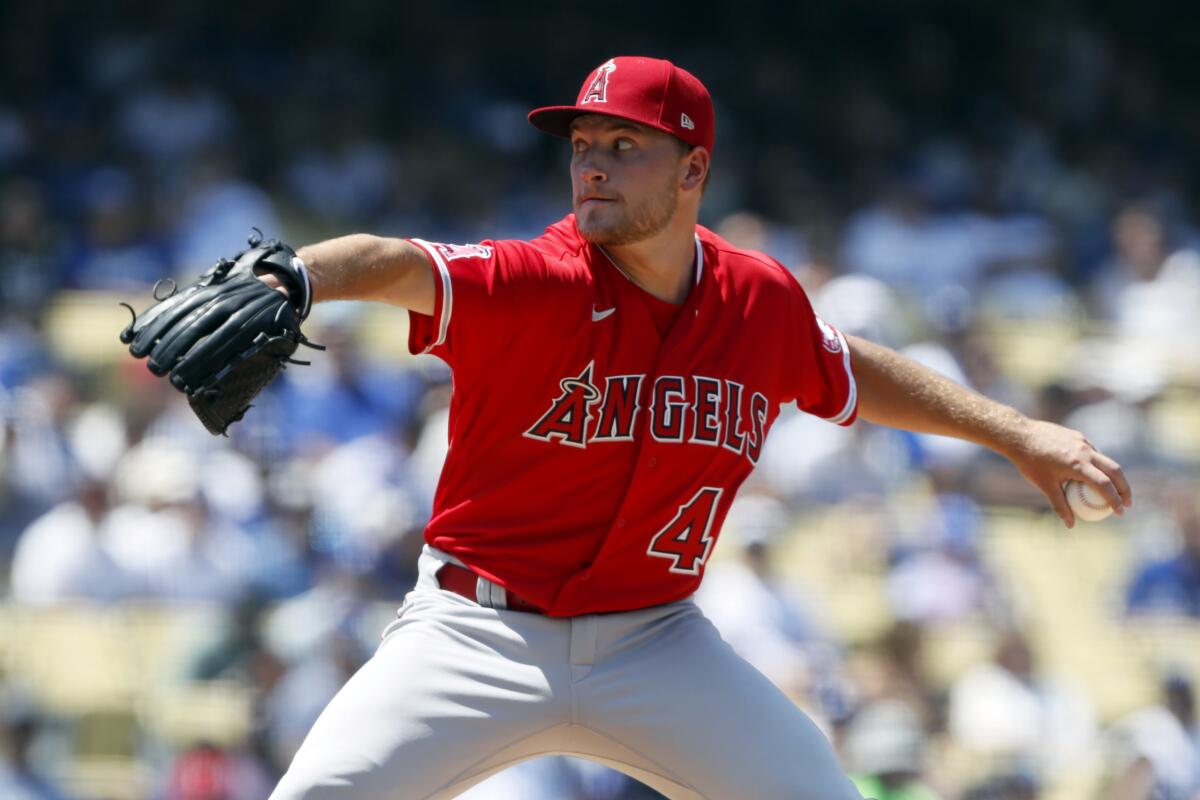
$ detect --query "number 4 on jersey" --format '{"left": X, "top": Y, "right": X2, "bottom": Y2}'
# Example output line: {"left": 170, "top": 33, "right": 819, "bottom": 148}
{"left": 646, "top": 487, "right": 724, "bottom": 575}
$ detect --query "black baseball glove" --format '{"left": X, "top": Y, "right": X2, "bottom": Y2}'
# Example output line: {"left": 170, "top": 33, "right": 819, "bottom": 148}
{"left": 119, "top": 229, "right": 322, "bottom": 435}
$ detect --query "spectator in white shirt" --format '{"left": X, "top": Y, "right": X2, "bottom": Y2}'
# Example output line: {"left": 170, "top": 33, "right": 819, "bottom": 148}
{"left": 9, "top": 479, "right": 131, "bottom": 605}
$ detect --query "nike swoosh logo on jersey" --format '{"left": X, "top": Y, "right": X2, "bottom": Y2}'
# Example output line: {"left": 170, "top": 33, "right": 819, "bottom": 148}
{"left": 591, "top": 306, "right": 616, "bottom": 322}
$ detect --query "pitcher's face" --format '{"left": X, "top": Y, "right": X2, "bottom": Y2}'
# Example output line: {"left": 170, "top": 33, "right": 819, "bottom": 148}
{"left": 570, "top": 115, "right": 686, "bottom": 246}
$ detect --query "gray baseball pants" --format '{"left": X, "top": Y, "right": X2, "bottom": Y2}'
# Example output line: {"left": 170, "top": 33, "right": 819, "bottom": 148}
{"left": 270, "top": 547, "right": 863, "bottom": 800}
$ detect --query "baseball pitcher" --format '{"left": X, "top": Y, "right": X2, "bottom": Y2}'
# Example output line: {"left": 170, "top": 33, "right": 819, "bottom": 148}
{"left": 122, "top": 56, "right": 1132, "bottom": 799}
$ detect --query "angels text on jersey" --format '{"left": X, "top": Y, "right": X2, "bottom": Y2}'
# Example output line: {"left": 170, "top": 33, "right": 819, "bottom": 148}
{"left": 523, "top": 361, "right": 768, "bottom": 464}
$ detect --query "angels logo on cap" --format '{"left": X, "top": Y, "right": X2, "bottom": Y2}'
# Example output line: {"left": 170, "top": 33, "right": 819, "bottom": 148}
{"left": 528, "top": 56, "right": 715, "bottom": 153}
{"left": 580, "top": 59, "right": 617, "bottom": 105}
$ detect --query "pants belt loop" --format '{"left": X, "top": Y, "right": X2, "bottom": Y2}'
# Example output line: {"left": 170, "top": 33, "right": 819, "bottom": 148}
{"left": 570, "top": 615, "right": 597, "bottom": 669}
{"left": 475, "top": 576, "right": 508, "bottom": 609}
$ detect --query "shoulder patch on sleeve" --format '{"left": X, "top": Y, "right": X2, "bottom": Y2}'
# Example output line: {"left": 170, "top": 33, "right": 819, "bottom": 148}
{"left": 429, "top": 242, "right": 494, "bottom": 262}
{"left": 815, "top": 315, "right": 844, "bottom": 354}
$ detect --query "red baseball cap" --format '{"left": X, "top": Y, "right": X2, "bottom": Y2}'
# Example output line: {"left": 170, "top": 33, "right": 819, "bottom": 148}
{"left": 528, "top": 56, "right": 714, "bottom": 153}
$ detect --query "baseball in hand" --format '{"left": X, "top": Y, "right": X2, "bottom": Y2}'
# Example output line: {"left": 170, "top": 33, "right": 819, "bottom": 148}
{"left": 1064, "top": 480, "right": 1113, "bottom": 522}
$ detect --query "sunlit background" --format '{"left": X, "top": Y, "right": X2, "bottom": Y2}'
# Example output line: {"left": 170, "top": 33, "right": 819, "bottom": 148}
{"left": 1, "top": 3, "right": 1199, "bottom": 799}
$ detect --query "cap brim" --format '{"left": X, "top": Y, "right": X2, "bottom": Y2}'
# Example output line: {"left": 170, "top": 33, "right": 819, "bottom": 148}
{"left": 527, "top": 106, "right": 588, "bottom": 139}
{"left": 527, "top": 105, "right": 681, "bottom": 142}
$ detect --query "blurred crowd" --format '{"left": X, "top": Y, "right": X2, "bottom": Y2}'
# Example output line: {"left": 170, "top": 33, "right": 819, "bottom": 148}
{"left": 2, "top": 4, "right": 1200, "bottom": 800}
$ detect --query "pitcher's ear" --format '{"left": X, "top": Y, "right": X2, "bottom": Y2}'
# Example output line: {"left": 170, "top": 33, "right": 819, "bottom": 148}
{"left": 682, "top": 146, "right": 709, "bottom": 192}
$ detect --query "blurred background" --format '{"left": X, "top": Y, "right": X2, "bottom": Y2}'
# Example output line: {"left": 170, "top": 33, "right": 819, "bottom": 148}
{"left": 2, "top": 2, "right": 1199, "bottom": 798}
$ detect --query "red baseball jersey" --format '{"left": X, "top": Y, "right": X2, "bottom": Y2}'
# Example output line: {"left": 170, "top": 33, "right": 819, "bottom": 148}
{"left": 407, "top": 215, "right": 857, "bottom": 616}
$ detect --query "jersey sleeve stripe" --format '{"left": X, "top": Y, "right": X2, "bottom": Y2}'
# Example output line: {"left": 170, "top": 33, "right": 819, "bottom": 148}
{"left": 825, "top": 327, "right": 858, "bottom": 426}
{"left": 410, "top": 238, "right": 454, "bottom": 353}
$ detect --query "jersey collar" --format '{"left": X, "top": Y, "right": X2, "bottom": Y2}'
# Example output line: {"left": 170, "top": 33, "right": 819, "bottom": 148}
{"left": 594, "top": 233, "right": 704, "bottom": 292}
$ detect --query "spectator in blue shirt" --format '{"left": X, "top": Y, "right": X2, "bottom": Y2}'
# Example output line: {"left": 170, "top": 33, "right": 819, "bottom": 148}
{"left": 272, "top": 319, "right": 425, "bottom": 452}
{"left": 1127, "top": 499, "right": 1200, "bottom": 618}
